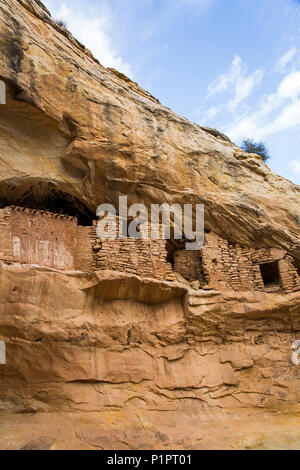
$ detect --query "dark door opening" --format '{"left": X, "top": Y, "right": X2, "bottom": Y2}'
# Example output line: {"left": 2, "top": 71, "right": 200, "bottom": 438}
{"left": 293, "top": 259, "right": 300, "bottom": 277}
{"left": 259, "top": 261, "right": 281, "bottom": 290}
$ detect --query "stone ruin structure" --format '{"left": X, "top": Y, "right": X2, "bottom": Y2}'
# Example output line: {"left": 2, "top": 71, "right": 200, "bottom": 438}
{"left": 0, "top": 206, "right": 175, "bottom": 281}
{"left": 0, "top": 205, "right": 299, "bottom": 294}
{"left": 174, "top": 232, "right": 300, "bottom": 294}
{"left": 76, "top": 214, "right": 175, "bottom": 281}
{"left": 0, "top": 206, "right": 77, "bottom": 270}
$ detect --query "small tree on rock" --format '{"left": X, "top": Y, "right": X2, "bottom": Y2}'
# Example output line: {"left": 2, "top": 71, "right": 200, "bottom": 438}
{"left": 241, "top": 139, "right": 270, "bottom": 163}
{"left": 56, "top": 19, "right": 67, "bottom": 28}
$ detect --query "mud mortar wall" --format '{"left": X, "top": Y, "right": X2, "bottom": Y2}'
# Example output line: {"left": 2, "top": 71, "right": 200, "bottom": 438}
{"left": 1, "top": 207, "right": 77, "bottom": 270}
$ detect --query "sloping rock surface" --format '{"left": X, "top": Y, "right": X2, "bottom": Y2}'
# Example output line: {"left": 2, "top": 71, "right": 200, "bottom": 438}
{"left": 0, "top": 0, "right": 299, "bottom": 450}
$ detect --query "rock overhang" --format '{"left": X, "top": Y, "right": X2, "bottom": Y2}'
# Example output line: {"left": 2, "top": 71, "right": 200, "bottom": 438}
{"left": 0, "top": 0, "right": 299, "bottom": 262}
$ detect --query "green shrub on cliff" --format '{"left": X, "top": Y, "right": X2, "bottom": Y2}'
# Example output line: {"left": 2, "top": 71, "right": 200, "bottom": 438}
{"left": 241, "top": 139, "right": 270, "bottom": 163}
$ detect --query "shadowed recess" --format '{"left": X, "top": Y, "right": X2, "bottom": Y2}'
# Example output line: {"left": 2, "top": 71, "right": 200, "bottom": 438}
{"left": 0, "top": 178, "right": 95, "bottom": 225}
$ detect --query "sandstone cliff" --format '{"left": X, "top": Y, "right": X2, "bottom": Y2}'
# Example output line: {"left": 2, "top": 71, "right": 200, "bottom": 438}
{"left": 0, "top": 0, "right": 299, "bottom": 450}
{"left": 0, "top": 0, "right": 299, "bottom": 258}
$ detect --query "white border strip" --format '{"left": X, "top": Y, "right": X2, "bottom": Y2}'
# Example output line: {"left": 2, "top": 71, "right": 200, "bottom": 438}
{"left": 0, "top": 80, "right": 6, "bottom": 104}
{"left": 0, "top": 341, "right": 6, "bottom": 364}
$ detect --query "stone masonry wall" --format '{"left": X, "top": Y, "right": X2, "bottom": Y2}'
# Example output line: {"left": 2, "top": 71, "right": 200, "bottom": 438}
{"left": 249, "top": 247, "right": 300, "bottom": 293}
{"left": 278, "top": 255, "right": 300, "bottom": 293}
{"left": 0, "top": 207, "right": 13, "bottom": 263}
{"left": 0, "top": 206, "right": 298, "bottom": 290}
{"left": 9, "top": 207, "right": 77, "bottom": 270}
{"left": 92, "top": 215, "right": 175, "bottom": 281}
{"left": 201, "top": 233, "right": 259, "bottom": 291}
{"left": 174, "top": 249, "right": 205, "bottom": 284}
{"left": 203, "top": 234, "right": 300, "bottom": 293}
{"left": 75, "top": 225, "right": 94, "bottom": 271}
{"left": 174, "top": 232, "right": 300, "bottom": 293}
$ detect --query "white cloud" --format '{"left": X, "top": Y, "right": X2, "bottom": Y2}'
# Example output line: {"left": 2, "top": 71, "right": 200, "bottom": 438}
{"left": 226, "top": 70, "right": 300, "bottom": 141}
{"left": 207, "top": 56, "right": 242, "bottom": 96}
{"left": 277, "top": 70, "right": 300, "bottom": 99}
{"left": 205, "top": 106, "right": 220, "bottom": 119}
{"left": 230, "top": 68, "right": 264, "bottom": 110}
{"left": 266, "top": 99, "right": 300, "bottom": 133}
{"left": 198, "top": 105, "right": 221, "bottom": 123}
{"left": 289, "top": 159, "right": 300, "bottom": 174}
{"left": 207, "top": 56, "right": 264, "bottom": 110}
{"left": 44, "top": 2, "right": 133, "bottom": 77}
{"left": 201, "top": 52, "right": 300, "bottom": 139}
{"left": 276, "top": 47, "right": 296, "bottom": 71}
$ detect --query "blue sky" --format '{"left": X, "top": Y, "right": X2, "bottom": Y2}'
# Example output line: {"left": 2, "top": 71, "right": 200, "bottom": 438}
{"left": 44, "top": 0, "right": 300, "bottom": 185}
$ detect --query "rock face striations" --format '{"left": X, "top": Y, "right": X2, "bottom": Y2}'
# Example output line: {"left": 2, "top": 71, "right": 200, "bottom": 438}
{"left": 0, "top": 0, "right": 299, "bottom": 450}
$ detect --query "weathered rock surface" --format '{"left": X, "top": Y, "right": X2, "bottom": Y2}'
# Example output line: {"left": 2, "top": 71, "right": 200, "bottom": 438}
{"left": 0, "top": 0, "right": 299, "bottom": 256}
{"left": 0, "top": 0, "right": 299, "bottom": 449}
{"left": 0, "top": 262, "right": 299, "bottom": 449}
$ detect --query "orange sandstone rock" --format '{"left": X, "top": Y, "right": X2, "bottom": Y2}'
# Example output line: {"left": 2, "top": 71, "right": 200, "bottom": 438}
{"left": 0, "top": 0, "right": 299, "bottom": 450}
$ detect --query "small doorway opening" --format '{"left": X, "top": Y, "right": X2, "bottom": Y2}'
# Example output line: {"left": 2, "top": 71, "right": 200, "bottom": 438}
{"left": 259, "top": 261, "right": 281, "bottom": 291}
